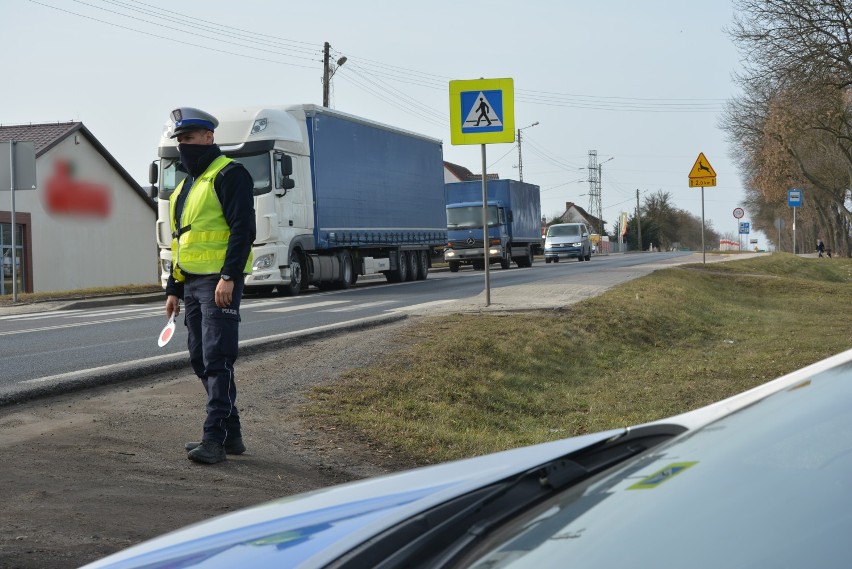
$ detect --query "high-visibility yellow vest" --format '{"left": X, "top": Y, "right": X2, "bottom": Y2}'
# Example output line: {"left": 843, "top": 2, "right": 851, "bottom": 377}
{"left": 169, "top": 155, "right": 252, "bottom": 282}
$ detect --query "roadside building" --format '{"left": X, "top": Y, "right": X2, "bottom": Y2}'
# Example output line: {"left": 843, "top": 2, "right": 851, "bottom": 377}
{"left": 0, "top": 122, "right": 156, "bottom": 294}
{"left": 443, "top": 161, "right": 498, "bottom": 183}
{"left": 547, "top": 202, "right": 611, "bottom": 254}
{"left": 548, "top": 201, "right": 603, "bottom": 233}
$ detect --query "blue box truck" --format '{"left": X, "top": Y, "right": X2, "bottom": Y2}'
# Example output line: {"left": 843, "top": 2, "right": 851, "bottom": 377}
{"left": 152, "top": 105, "right": 448, "bottom": 295}
{"left": 444, "top": 179, "right": 542, "bottom": 271}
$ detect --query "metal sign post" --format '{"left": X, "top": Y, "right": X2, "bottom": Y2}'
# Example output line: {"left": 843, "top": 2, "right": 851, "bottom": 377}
{"left": 480, "top": 144, "right": 490, "bottom": 305}
{"left": 787, "top": 189, "right": 802, "bottom": 255}
{"left": 450, "top": 77, "right": 515, "bottom": 307}
{"left": 688, "top": 152, "right": 717, "bottom": 264}
{"left": 9, "top": 142, "right": 16, "bottom": 300}
{"left": 733, "top": 208, "right": 745, "bottom": 251}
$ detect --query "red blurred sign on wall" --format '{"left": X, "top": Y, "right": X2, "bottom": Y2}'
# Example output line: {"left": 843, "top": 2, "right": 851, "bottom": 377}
{"left": 45, "top": 159, "right": 111, "bottom": 218}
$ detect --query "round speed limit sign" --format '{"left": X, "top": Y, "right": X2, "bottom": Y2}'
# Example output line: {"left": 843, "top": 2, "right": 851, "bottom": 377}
{"left": 733, "top": 207, "right": 745, "bottom": 219}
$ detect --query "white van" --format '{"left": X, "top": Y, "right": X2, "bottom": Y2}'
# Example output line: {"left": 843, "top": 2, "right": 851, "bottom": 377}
{"left": 544, "top": 223, "right": 592, "bottom": 262}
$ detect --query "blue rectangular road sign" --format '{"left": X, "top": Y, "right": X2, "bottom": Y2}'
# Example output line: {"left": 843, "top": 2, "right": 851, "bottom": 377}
{"left": 460, "top": 90, "right": 505, "bottom": 133}
{"left": 739, "top": 221, "right": 750, "bottom": 234}
{"left": 788, "top": 189, "right": 802, "bottom": 207}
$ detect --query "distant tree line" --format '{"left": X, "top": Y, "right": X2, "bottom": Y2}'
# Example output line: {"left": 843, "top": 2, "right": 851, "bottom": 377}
{"left": 721, "top": 0, "right": 852, "bottom": 256}
{"left": 618, "top": 190, "right": 719, "bottom": 252}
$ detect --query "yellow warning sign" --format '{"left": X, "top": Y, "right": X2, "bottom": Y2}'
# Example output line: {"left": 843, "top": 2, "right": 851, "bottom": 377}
{"left": 688, "top": 152, "right": 716, "bottom": 187}
{"left": 689, "top": 153, "right": 716, "bottom": 178}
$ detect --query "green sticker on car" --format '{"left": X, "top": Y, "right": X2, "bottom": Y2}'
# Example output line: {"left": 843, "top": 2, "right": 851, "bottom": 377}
{"left": 628, "top": 461, "right": 698, "bottom": 490}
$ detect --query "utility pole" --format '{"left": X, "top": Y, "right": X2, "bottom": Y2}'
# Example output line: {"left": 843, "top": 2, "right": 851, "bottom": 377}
{"left": 321, "top": 42, "right": 347, "bottom": 108}
{"left": 636, "top": 188, "right": 643, "bottom": 251}
{"left": 597, "top": 164, "right": 603, "bottom": 235}
{"left": 322, "top": 41, "right": 330, "bottom": 107}
{"left": 516, "top": 122, "right": 538, "bottom": 182}
{"left": 517, "top": 128, "right": 524, "bottom": 182}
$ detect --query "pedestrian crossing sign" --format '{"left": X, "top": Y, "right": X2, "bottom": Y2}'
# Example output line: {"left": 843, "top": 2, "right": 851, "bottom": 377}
{"left": 450, "top": 78, "right": 515, "bottom": 145}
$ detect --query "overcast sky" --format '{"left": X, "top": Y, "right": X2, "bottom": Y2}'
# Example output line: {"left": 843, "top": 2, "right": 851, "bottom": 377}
{"left": 2, "top": 0, "right": 763, "bottom": 246}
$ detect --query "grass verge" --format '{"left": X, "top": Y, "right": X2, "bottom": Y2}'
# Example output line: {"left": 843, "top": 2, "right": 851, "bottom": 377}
{"left": 303, "top": 254, "right": 852, "bottom": 464}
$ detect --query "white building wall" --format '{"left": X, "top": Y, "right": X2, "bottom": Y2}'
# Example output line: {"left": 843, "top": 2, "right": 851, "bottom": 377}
{"left": 12, "top": 135, "right": 157, "bottom": 292}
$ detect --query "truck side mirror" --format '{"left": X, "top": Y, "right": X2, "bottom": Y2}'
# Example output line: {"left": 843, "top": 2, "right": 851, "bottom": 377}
{"left": 275, "top": 154, "right": 295, "bottom": 196}
{"left": 279, "top": 154, "right": 293, "bottom": 176}
{"left": 148, "top": 161, "right": 158, "bottom": 199}
{"left": 507, "top": 211, "right": 514, "bottom": 222}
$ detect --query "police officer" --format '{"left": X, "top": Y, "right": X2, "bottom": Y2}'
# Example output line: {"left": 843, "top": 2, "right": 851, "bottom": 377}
{"left": 164, "top": 107, "right": 256, "bottom": 464}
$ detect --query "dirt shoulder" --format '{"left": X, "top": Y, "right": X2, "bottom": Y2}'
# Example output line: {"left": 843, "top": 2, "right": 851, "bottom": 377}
{"left": 0, "top": 318, "right": 420, "bottom": 569}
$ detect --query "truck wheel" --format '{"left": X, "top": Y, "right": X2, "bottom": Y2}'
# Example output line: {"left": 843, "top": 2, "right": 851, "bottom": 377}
{"left": 278, "top": 251, "right": 304, "bottom": 296}
{"left": 472, "top": 260, "right": 484, "bottom": 271}
{"left": 578, "top": 254, "right": 584, "bottom": 262}
{"left": 416, "top": 250, "right": 429, "bottom": 280}
{"left": 501, "top": 246, "right": 512, "bottom": 270}
{"left": 449, "top": 261, "right": 460, "bottom": 272}
{"left": 387, "top": 250, "right": 409, "bottom": 282}
{"left": 339, "top": 251, "right": 354, "bottom": 289}
{"left": 406, "top": 251, "right": 418, "bottom": 281}
{"left": 545, "top": 258, "right": 552, "bottom": 264}
{"left": 516, "top": 247, "right": 533, "bottom": 268}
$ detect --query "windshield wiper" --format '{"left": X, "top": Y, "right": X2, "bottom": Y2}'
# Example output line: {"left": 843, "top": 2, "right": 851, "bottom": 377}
{"left": 328, "top": 423, "right": 687, "bottom": 569}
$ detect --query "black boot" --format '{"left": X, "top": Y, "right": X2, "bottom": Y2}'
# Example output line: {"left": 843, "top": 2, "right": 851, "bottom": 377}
{"left": 187, "top": 440, "right": 226, "bottom": 464}
{"left": 185, "top": 437, "right": 246, "bottom": 455}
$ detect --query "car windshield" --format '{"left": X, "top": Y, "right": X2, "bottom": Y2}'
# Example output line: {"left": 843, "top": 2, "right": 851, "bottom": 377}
{"left": 458, "top": 362, "right": 852, "bottom": 569}
{"left": 161, "top": 153, "right": 271, "bottom": 195}
{"left": 447, "top": 206, "right": 500, "bottom": 229}
{"left": 547, "top": 225, "right": 581, "bottom": 238}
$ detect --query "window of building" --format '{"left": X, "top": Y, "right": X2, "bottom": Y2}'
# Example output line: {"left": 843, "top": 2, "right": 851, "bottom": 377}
{"left": 0, "top": 213, "right": 32, "bottom": 295}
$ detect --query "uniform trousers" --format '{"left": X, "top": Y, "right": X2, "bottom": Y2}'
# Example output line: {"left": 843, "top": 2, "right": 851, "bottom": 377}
{"left": 183, "top": 274, "right": 244, "bottom": 444}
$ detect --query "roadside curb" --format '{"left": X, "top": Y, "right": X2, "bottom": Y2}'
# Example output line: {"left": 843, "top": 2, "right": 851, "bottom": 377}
{"left": 0, "top": 312, "right": 408, "bottom": 407}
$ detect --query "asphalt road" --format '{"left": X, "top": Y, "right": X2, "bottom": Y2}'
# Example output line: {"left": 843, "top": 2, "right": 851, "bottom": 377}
{"left": 0, "top": 252, "right": 698, "bottom": 403}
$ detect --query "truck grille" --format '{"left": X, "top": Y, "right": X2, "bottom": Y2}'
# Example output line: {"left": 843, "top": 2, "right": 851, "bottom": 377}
{"left": 455, "top": 238, "right": 484, "bottom": 249}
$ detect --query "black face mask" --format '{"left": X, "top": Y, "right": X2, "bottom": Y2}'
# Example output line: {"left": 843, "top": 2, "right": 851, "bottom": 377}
{"left": 178, "top": 143, "right": 209, "bottom": 175}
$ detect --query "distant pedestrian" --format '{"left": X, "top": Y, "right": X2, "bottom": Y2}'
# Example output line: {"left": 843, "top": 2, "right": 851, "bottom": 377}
{"left": 817, "top": 239, "right": 825, "bottom": 258}
{"left": 827, "top": 247, "right": 833, "bottom": 258}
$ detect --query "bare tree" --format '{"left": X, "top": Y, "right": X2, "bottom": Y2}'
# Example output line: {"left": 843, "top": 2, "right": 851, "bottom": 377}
{"left": 724, "top": 0, "right": 852, "bottom": 255}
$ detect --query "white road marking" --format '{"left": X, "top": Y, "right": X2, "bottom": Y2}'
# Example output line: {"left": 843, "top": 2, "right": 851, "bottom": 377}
{"left": 325, "top": 300, "right": 398, "bottom": 312}
{"left": 0, "top": 313, "right": 156, "bottom": 337}
{"left": 256, "top": 300, "right": 348, "bottom": 313}
{"left": 0, "top": 309, "right": 85, "bottom": 321}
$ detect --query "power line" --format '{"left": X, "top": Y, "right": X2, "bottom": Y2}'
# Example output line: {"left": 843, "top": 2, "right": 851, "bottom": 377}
{"left": 487, "top": 145, "right": 518, "bottom": 170}
{"left": 28, "top": 0, "right": 320, "bottom": 69}
{"left": 119, "top": 0, "right": 317, "bottom": 48}
{"left": 341, "top": 63, "right": 448, "bottom": 122}
{"left": 68, "top": 0, "right": 316, "bottom": 61}
{"left": 334, "top": 73, "right": 446, "bottom": 129}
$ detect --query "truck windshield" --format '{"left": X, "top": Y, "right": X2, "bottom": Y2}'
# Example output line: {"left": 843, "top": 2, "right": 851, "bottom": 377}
{"left": 447, "top": 206, "right": 500, "bottom": 229}
{"left": 161, "top": 153, "right": 271, "bottom": 194}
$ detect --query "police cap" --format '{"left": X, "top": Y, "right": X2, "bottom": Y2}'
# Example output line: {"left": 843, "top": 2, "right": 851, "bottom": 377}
{"left": 169, "top": 107, "right": 219, "bottom": 138}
